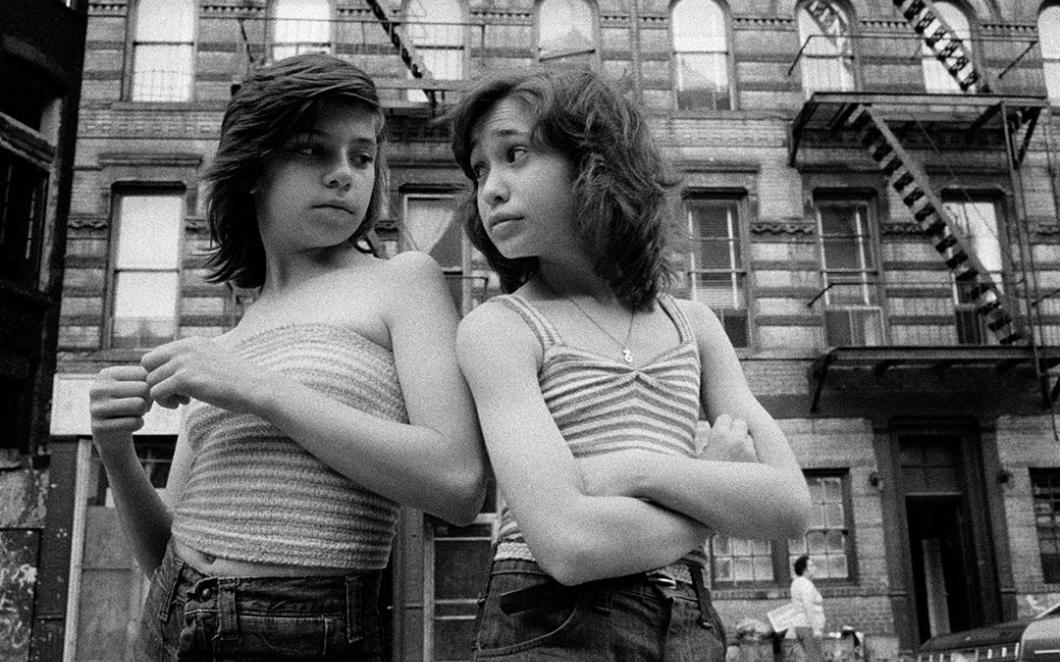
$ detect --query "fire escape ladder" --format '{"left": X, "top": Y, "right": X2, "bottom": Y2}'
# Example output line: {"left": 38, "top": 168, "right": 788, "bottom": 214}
{"left": 363, "top": 0, "right": 438, "bottom": 108}
{"left": 892, "top": 0, "right": 993, "bottom": 93}
{"left": 846, "top": 103, "right": 1025, "bottom": 345}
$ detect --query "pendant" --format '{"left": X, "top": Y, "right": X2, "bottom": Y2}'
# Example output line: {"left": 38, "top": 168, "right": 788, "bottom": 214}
{"left": 622, "top": 348, "right": 633, "bottom": 364}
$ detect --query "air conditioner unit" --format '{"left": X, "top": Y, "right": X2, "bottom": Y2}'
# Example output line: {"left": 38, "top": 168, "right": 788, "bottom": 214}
{"left": 824, "top": 307, "right": 883, "bottom": 347}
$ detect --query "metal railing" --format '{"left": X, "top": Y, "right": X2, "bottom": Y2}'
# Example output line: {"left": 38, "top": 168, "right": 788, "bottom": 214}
{"left": 787, "top": 32, "right": 1042, "bottom": 95}
{"left": 806, "top": 275, "right": 1060, "bottom": 348}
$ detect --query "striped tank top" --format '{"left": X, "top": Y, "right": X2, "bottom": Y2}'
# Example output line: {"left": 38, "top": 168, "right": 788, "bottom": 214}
{"left": 493, "top": 293, "right": 708, "bottom": 568}
{"left": 171, "top": 323, "right": 408, "bottom": 570}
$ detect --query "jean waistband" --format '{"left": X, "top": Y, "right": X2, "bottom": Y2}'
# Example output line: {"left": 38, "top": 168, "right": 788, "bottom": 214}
{"left": 161, "top": 539, "right": 381, "bottom": 613}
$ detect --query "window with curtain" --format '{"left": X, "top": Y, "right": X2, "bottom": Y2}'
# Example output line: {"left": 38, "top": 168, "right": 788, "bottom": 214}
{"left": 816, "top": 200, "right": 881, "bottom": 347}
{"left": 672, "top": 0, "right": 731, "bottom": 110}
{"left": 402, "top": 193, "right": 498, "bottom": 315}
{"left": 272, "top": 0, "right": 332, "bottom": 61}
{"left": 684, "top": 196, "right": 748, "bottom": 347}
{"left": 132, "top": 0, "right": 195, "bottom": 102}
{"left": 796, "top": 0, "right": 855, "bottom": 96}
{"left": 537, "top": 0, "right": 596, "bottom": 67}
{"left": 110, "top": 192, "right": 183, "bottom": 349}
{"left": 921, "top": 1, "right": 972, "bottom": 93}
{"left": 1040, "top": 5, "right": 1060, "bottom": 104}
{"left": 404, "top": 0, "right": 465, "bottom": 103}
{"left": 712, "top": 473, "right": 853, "bottom": 586}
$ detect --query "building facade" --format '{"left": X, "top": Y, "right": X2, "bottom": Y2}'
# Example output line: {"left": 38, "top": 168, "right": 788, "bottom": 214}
{"left": 47, "top": 0, "right": 1060, "bottom": 660}
{"left": 0, "top": 1, "right": 88, "bottom": 660}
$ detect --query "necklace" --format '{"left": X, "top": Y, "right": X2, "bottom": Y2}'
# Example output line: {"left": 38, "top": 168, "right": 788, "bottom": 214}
{"left": 542, "top": 282, "right": 636, "bottom": 364}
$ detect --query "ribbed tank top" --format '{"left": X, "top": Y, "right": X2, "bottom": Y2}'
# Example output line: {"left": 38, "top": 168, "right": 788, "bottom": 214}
{"left": 171, "top": 323, "right": 408, "bottom": 570}
{"left": 493, "top": 293, "right": 708, "bottom": 568}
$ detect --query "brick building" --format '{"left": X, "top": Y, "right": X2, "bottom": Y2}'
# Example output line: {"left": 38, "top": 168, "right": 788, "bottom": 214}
{"left": 43, "top": 0, "right": 1060, "bottom": 660}
{"left": 0, "top": 1, "right": 87, "bottom": 660}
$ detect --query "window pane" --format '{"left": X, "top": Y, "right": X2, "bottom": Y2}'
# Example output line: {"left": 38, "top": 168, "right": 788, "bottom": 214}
{"left": 136, "top": 0, "right": 195, "bottom": 42}
{"left": 113, "top": 272, "right": 178, "bottom": 319}
{"left": 132, "top": 44, "right": 194, "bottom": 102}
{"left": 1042, "top": 7, "right": 1060, "bottom": 103}
{"left": 273, "top": 0, "right": 331, "bottom": 57}
{"left": 676, "top": 54, "right": 730, "bottom": 110}
{"left": 0, "top": 153, "right": 48, "bottom": 286}
{"left": 112, "top": 272, "right": 178, "bottom": 348}
{"left": 791, "top": 474, "right": 851, "bottom": 580}
{"left": 404, "top": 196, "right": 460, "bottom": 269}
{"left": 921, "top": 1, "right": 971, "bottom": 93}
{"left": 797, "top": 1, "right": 854, "bottom": 93}
{"left": 116, "top": 195, "right": 182, "bottom": 269}
{"left": 538, "top": 0, "right": 594, "bottom": 60}
{"left": 712, "top": 535, "right": 774, "bottom": 585}
{"left": 944, "top": 200, "right": 1002, "bottom": 279}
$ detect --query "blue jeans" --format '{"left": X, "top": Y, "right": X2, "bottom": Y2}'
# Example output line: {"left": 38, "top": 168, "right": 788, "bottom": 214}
{"left": 471, "top": 559, "right": 726, "bottom": 661}
{"left": 139, "top": 540, "right": 384, "bottom": 661}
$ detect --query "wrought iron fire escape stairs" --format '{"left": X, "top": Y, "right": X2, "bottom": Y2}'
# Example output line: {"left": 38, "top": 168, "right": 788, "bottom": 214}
{"left": 793, "top": 0, "right": 1060, "bottom": 410}
{"left": 363, "top": 0, "right": 438, "bottom": 109}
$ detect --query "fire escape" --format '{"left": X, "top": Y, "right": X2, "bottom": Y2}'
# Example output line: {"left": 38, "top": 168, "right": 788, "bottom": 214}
{"left": 790, "top": 0, "right": 1060, "bottom": 412}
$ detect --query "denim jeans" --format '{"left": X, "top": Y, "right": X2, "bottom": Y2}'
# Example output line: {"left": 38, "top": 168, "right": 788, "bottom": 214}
{"left": 139, "top": 540, "right": 384, "bottom": 661}
{"left": 471, "top": 559, "right": 726, "bottom": 661}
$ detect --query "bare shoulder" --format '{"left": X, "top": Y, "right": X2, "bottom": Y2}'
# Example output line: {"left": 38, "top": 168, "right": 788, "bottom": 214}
{"left": 671, "top": 297, "right": 725, "bottom": 337}
{"left": 457, "top": 298, "right": 537, "bottom": 361}
{"left": 378, "top": 250, "right": 446, "bottom": 290}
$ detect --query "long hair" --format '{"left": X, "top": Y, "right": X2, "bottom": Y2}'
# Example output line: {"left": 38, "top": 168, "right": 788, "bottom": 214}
{"left": 449, "top": 68, "right": 681, "bottom": 310}
{"left": 203, "top": 53, "right": 389, "bottom": 288}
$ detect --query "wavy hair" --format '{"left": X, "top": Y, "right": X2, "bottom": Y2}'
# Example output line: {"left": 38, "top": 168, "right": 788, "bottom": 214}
{"left": 449, "top": 68, "right": 681, "bottom": 310}
{"left": 203, "top": 53, "right": 389, "bottom": 288}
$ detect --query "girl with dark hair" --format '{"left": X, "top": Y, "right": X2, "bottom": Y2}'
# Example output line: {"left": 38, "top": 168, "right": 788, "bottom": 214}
{"left": 449, "top": 67, "right": 811, "bottom": 661}
{"left": 89, "top": 54, "right": 485, "bottom": 661}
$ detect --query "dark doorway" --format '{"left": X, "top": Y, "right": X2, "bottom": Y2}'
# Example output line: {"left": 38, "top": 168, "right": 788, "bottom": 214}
{"left": 898, "top": 430, "right": 996, "bottom": 646}
{"left": 906, "top": 495, "right": 977, "bottom": 642}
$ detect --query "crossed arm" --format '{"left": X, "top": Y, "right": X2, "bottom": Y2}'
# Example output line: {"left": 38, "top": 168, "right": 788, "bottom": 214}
{"left": 457, "top": 298, "right": 811, "bottom": 586}
{"left": 581, "top": 300, "right": 811, "bottom": 539}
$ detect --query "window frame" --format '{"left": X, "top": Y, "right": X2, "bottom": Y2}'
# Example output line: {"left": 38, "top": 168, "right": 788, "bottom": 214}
{"left": 920, "top": 0, "right": 976, "bottom": 94}
{"left": 400, "top": 190, "right": 500, "bottom": 316}
{"left": 670, "top": 0, "right": 734, "bottom": 112}
{"left": 1039, "top": 3, "right": 1060, "bottom": 105}
{"left": 128, "top": 0, "right": 197, "bottom": 103}
{"left": 105, "top": 187, "right": 186, "bottom": 351}
{"left": 534, "top": 0, "right": 600, "bottom": 69}
{"left": 1031, "top": 468, "right": 1060, "bottom": 584}
{"left": 270, "top": 0, "right": 335, "bottom": 62}
{"left": 795, "top": 0, "right": 858, "bottom": 97}
{"left": 710, "top": 470, "right": 857, "bottom": 589}
{"left": 680, "top": 190, "right": 751, "bottom": 349}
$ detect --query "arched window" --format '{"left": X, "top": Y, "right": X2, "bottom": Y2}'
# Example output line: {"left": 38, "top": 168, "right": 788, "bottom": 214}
{"left": 796, "top": 0, "right": 855, "bottom": 96}
{"left": 537, "top": 0, "right": 597, "bottom": 68}
{"left": 132, "top": 0, "right": 195, "bottom": 101}
{"left": 672, "top": 0, "right": 731, "bottom": 110}
{"left": 272, "top": 0, "right": 331, "bottom": 61}
{"left": 921, "top": 1, "right": 972, "bottom": 93}
{"left": 404, "top": 0, "right": 465, "bottom": 103}
{"left": 1039, "top": 3, "right": 1060, "bottom": 104}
